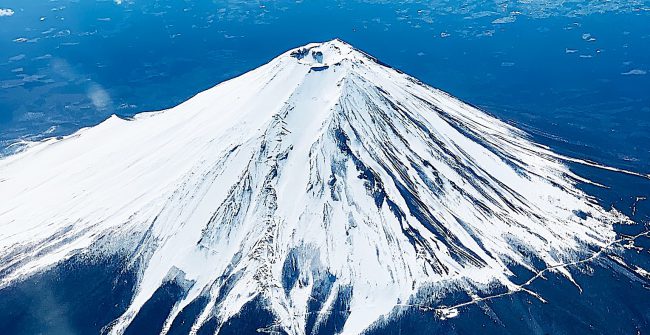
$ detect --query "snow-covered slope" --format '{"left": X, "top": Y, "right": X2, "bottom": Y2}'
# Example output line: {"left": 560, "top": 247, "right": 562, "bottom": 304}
{"left": 0, "top": 39, "right": 628, "bottom": 334}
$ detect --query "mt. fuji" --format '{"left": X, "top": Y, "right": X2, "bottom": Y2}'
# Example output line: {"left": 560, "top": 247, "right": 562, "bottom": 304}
{"left": 0, "top": 39, "right": 647, "bottom": 335}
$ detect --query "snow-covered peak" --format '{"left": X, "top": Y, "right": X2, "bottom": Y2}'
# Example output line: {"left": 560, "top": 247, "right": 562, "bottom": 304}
{"left": 288, "top": 39, "right": 357, "bottom": 66}
{"left": 0, "top": 40, "right": 629, "bottom": 335}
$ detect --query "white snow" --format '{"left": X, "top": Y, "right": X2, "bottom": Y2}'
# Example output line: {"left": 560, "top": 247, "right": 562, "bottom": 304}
{"left": 0, "top": 39, "right": 629, "bottom": 335}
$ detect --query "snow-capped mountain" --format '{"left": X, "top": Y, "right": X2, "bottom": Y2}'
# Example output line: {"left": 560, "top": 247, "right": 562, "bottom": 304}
{"left": 0, "top": 39, "right": 633, "bottom": 334}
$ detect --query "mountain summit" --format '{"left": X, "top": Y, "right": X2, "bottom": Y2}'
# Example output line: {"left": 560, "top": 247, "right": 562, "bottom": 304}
{"left": 0, "top": 39, "right": 626, "bottom": 334}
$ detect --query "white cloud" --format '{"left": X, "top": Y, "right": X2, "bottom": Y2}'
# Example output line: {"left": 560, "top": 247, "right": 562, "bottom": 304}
{"left": 88, "top": 84, "right": 111, "bottom": 110}
{"left": 621, "top": 69, "right": 647, "bottom": 76}
{"left": 0, "top": 8, "right": 15, "bottom": 17}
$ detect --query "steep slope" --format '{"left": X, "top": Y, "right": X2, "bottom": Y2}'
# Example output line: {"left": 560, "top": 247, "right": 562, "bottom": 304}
{"left": 0, "top": 39, "right": 630, "bottom": 334}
